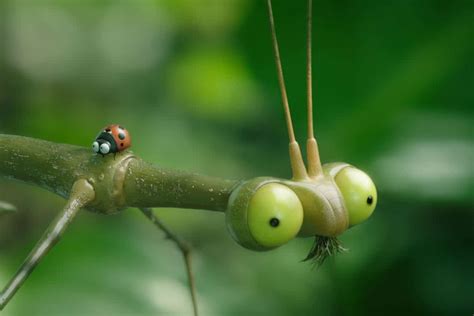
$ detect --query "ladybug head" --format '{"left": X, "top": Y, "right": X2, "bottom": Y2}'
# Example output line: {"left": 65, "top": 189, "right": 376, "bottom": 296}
{"left": 92, "top": 131, "right": 118, "bottom": 155}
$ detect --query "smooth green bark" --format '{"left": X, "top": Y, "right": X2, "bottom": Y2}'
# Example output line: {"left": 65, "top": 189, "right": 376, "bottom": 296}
{"left": 0, "top": 134, "right": 239, "bottom": 214}
{"left": 124, "top": 159, "right": 239, "bottom": 212}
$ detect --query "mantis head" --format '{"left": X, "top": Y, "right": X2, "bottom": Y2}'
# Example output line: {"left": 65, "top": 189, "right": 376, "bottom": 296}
{"left": 225, "top": 0, "right": 378, "bottom": 263}
{"left": 225, "top": 163, "right": 377, "bottom": 253}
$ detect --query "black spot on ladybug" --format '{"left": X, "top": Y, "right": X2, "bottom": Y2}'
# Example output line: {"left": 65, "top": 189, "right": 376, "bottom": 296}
{"left": 121, "top": 143, "right": 124, "bottom": 147}
{"left": 118, "top": 132, "right": 126, "bottom": 140}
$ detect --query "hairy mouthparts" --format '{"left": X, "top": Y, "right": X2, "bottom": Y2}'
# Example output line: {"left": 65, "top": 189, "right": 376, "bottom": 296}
{"left": 303, "top": 235, "right": 348, "bottom": 266}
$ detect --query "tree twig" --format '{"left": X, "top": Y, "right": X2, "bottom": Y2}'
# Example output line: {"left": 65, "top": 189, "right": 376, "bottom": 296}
{"left": 0, "top": 134, "right": 238, "bottom": 214}
{"left": 0, "top": 133, "right": 235, "bottom": 313}
{"left": 0, "top": 179, "right": 95, "bottom": 310}
{"left": 140, "top": 207, "right": 199, "bottom": 316}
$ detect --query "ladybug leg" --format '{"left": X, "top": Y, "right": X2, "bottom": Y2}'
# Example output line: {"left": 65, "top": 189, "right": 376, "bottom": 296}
{"left": 114, "top": 153, "right": 117, "bottom": 160}
{"left": 139, "top": 208, "right": 198, "bottom": 316}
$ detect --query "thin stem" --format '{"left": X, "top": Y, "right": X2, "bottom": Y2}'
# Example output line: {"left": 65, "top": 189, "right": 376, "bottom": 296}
{"left": 139, "top": 208, "right": 199, "bottom": 316}
{"left": 266, "top": 0, "right": 308, "bottom": 180}
{"left": 0, "top": 179, "right": 95, "bottom": 310}
{"left": 307, "top": 0, "right": 314, "bottom": 140}
{"left": 305, "top": 0, "right": 323, "bottom": 178}
{"left": 266, "top": 0, "right": 296, "bottom": 144}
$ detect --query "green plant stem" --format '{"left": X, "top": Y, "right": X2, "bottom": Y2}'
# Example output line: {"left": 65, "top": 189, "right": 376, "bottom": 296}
{"left": 0, "top": 134, "right": 239, "bottom": 214}
{"left": 0, "top": 133, "right": 238, "bottom": 312}
{"left": 0, "top": 179, "right": 95, "bottom": 310}
{"left": 124, "top": 159, "right": 238, "bottom": 212}
{"left": 140, "top": 207, "right": 199, "bottom": 316}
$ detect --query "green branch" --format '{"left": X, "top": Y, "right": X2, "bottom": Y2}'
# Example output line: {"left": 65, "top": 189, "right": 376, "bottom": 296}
{"left": 0, "top": 179, "right": 95, "bottom": 309}
{"left": 0, "top": 133, "right": 236, "bottom": 315}
{"left": 0, "top": 134, "right": 239, "bottom": 214}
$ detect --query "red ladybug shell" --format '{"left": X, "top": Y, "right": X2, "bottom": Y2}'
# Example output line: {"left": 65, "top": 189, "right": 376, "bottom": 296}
{"left": 103, "top": 124, "right": 131, "bottom": 151}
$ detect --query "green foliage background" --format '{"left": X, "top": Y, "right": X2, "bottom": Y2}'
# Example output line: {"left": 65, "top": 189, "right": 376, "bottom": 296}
{"left": 0, "top": 0, "right": 472, "bottom": 315}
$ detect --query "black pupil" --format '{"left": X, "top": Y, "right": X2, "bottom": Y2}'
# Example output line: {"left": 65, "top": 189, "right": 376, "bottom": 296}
{"left": 367, "top": 195, "right": 373, "bottom": 205}
{"left": 269, "top": 218, "right": 280, "bottom": 227}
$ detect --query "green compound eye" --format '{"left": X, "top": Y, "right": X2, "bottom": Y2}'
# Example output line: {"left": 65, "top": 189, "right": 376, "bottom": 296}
{"left": 247, "top": 183, "right": 303, "bottom": 248}
{"left": 226, "top": 180, "right": 303, "bottom": 251}
{"left": 334, "top": 167, "right": 377, "bottom": 226}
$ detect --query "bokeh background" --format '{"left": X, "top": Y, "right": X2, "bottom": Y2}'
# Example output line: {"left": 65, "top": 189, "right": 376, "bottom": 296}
{"left": 0, "top": 0, "right": 473, "bottom": 315}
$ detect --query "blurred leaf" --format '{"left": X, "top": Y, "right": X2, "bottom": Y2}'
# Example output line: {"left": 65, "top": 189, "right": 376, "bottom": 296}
{"left": 168, "top": 48, "right": 261, "bottom": 121}
{"left": 328, "top": 12, "right": 474, "bottom": 159}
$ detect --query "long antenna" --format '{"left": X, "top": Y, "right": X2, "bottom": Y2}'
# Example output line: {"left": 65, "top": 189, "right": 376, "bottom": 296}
{"left": 266, "top": 0, "right": 307, "bottom": 180}
{"left": 307, "top": 0, "right": 314, "bottom": 140}
{"left": 305, "top": 0, "right": 323, "bottom": 178}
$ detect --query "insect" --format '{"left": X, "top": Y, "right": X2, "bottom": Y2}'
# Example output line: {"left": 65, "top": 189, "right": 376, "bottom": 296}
{"left": 224, "top": 0, "right": 378, "bottom": 262}
{"left": 92, "top": 124, "right": 131, "bottom": 156}
{"left": 0, "top": 1, "right": 377, "bottom": 315}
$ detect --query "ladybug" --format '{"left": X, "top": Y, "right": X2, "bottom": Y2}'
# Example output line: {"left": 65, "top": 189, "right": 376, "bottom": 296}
{"left": 92, "top": 124, "right": 131, "bottom": 156}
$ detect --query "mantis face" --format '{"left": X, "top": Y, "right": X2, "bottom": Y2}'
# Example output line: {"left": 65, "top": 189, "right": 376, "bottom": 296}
{"left": 289, "top": 163, "right": 378, "bottom": 238}
{"left": 226, "top": 0, "right": 378, "bottom": 263}
{"left": 226, "top": 164, "right": 377, "bottom": 251}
